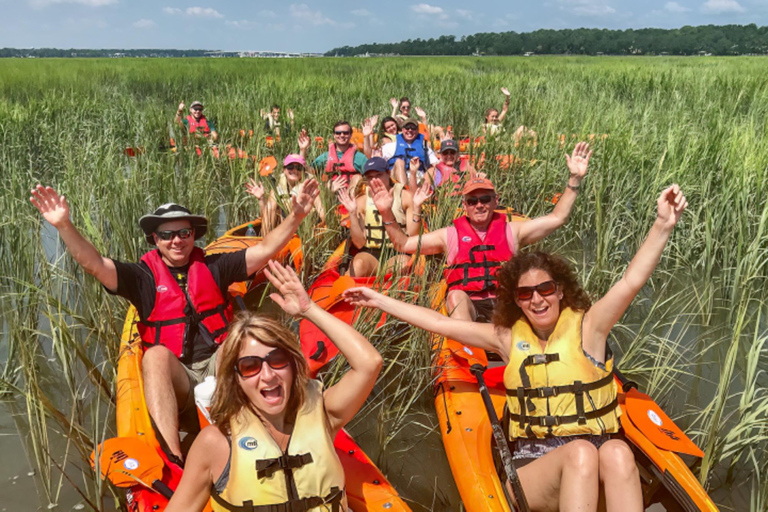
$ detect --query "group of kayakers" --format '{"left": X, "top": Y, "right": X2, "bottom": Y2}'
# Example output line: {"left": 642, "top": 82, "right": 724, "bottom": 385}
{"left": 30, "top": 90, "right": 688, "bottom": 512}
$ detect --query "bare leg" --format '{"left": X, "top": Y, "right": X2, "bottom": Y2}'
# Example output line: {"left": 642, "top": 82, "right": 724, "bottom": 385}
{"left": 383, "top": 254, "right": 413, "bottom": 275}
{"left": 391, "top": 159, "right": 407, "bottom": 186}
{"left": 516, "top": 440, "right": 600, "bottom": 512}
{"left": 142, "top": 345, "right": 192, "bottom": 460}
{"left": 598, "top": 440, "right": 642, "bottom": 512}
{"left": 446, "top": 289, "right": 477, "bottom": 321}
{"left": 348, "top": 251, "right": 379, "bottom": 278}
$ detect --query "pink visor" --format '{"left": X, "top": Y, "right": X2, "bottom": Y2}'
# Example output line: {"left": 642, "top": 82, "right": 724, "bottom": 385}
{"left": 283, "top": 154, "right": 306, "bottom": 167}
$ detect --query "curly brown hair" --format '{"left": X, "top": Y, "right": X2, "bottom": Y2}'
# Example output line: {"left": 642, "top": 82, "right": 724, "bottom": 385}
{"left": 492, "top": 251, "right": 592, "bottom": 329}
{"left": 209, "top": 312, "right": 310, "bottom": 435}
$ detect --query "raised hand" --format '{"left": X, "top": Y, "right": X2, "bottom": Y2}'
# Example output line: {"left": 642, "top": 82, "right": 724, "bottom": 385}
{"left": 501, "top": 87, "right": 510, "bottom": 97}
{"left": 369, "top": 178, "right": 394, "bottom": 214}
{"left": 30, "top": 185, "right": 71, "bottom": 228}
{"left": 409, "top": 156, "right": 421, "bottom": 173}
{"left": 413, "top": 179, "right": 433, "bottom": 209}
{"left": 342, "top": 286, "right": 383, "bottom": 308}
{"left": 657, "top": 184, "right": 687, "bottom": 229}
{"left": 292, "top": 178, "right": 320, "bottom": 218}
{"left": 389, "top": 97, "right": 398, "bottom": 109}
{"left": 330, "top": 175, "right": 347, "bottom": 194}
{"left": 245, "top": 178, "right": 265, "bottom": 201}
{"left": 413, "top": 106, "right": 426, "bottom": 118}
{"left": 370, "top": 115, "right": 379, "bottom": 128}
{"left": 336, "top": 186, "right": 357, "bottom": 214}
{"left": 298, "top": 129, "right": 310, "bottom": 151}
{"left": 362, "top": 117, "right": 374, "bottom": 137}
{"left": 177, "top": 102, "right": 185, "bottom": 112}
{"left": 287, "top": 108, "right": 294, "bottom": 120}
{"left": 565, "top": 141, "right": 592, "bottom": 183}
{"left": 265, "top": 260, "right": 312, "bottom": 317}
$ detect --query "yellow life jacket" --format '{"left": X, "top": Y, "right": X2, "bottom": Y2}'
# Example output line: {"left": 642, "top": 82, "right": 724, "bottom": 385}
{"left": 274, "top": 174, "right": 301, "bottom": 218}
{"left": 212, "top": 380, "right": 346, "bottom": 512}
{"left": 503, "top": 308, "right": 621, "bottom": 439}
{"left": 363, "top": 182, "right": 406, "bottom": 250}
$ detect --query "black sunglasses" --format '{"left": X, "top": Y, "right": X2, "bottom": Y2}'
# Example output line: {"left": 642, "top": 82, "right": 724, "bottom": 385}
{"left": 155, "top": 228, "right": 194, "bottom": 241}
{"left": 402, "top": 125, "right": 418, "bottom": 131}
{"left": 191, "top": 107, "right": 203, "bottom": 111}
{"left": 334, "top": 130, "right": 351, "bottom": 136}
{"left": 235, "top": 348, "right": 291, "bottom": 378}
{"left": 464, "top": 194, "right": 494, "bottom": 207}
{"left": 285, "top": 164, "right": 304, "bottom": 171}
{"left": 514, "top": 280, "right": 558, "bottom": 301}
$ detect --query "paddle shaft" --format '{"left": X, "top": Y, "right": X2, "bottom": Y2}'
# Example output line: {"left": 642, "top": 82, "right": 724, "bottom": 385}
{"left": 470, "top": 364, "right": 530, "bottom": 512}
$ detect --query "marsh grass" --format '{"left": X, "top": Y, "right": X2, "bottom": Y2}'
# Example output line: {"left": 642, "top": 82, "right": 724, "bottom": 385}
{"left": 1, "top": 56, "right": 767, "bottom": 510}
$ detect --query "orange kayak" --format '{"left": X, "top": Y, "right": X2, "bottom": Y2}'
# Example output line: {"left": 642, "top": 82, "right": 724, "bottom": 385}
{"left": 115, "top": 221, "right": 409, "bottom": 511}
{"left": 429, "top": 281, "right": 719, "bottom": 512}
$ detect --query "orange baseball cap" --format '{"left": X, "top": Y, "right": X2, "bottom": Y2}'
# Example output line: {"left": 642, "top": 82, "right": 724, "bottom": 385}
{"left": 462, "top": 177, "right": 495, "bottom": 195}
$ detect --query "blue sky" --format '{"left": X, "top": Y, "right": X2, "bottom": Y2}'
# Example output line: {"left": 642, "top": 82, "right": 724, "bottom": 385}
{"left": 3, "top": 0, "right": 765, "bottom": 52}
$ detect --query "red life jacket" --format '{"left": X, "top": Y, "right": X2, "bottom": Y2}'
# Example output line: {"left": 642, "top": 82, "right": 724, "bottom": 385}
{"left": 444, "top": 213, "right": 513, "bottom": 296}
{"left": 186, "top": 114, "right": 211, "bottom": 135}
{"left": 435, "top": 160, "right": 469, "bottom": 192}
{"left": 137, "top": 247, "right": 232, "bottom": 359}
{"left": 325, "top": 143, "right": 358, "bottom": 184}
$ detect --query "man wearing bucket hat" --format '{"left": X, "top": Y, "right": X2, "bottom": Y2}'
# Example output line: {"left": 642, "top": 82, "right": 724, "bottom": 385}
{"left": 30, "top": 180, "right": 319, "bottom": 462}
{"left": 371, "top": 142, "right": 593, "bottom": 323}
{"left": 175, "top": 100, "right": 218, "bottom": 142}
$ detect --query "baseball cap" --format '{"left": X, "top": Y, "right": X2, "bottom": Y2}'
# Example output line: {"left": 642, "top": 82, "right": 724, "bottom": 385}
{"left": 283, "top": 154, "right": 306, "bottom": 167}
{"left": 400, "top": 117, "right": 420, "bottom": 129}
{"left": 362, "top": 157, "right": 389, "bottom": 174}
{"left": 190, "top": 101, "right": 204, "bottom": 109}
{"left": 440, "top": 139, "right": 459, "bottom": 153}
{"left": 462, "top": 177, "right": 495, "bottom": 196}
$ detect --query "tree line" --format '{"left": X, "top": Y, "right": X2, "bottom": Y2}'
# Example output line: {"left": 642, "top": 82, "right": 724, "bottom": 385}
{"left": 326, "top": 24, "right": 768, "bottom": 57}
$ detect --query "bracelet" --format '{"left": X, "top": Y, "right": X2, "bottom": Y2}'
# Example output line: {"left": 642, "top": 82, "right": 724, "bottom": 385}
{"left": 382, "top": 220, "right": 395, "bottom": 226}
{"left": 567, "top": 183, "right": 580, "bottom": 193}
{"left": 413, "top": 215, "right": 421, "bottom": 223}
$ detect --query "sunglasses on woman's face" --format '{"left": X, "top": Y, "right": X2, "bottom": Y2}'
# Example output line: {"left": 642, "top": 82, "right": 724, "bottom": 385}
{"left": 464, "top": 194, "right": 494, "bottom": 207}
{"left": 514, "top": 280, "right": 558, "bottom": 301}
{"left": 285, "top": 164, "right": 304, "bottom": 171}
{"left": 235, "top": 348, "right": 291, "bottom": 378}
{"left": 155, "top": 228, "right": 194, "bottom": 241}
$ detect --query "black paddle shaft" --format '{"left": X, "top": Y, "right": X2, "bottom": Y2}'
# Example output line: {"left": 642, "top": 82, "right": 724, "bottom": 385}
{"left": 152, "top": 479, "right": 174, "bottom": 500}
{"left": 469, "top": 364, "right": 530, "bottom": 512}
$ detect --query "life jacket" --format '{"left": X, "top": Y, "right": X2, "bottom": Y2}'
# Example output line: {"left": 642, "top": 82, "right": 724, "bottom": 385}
{"left": 136, "top": 248, "right": 231, "bottom": 359}
{"left": 388, "top": 133, "right": 430, "bottom": 171}
{"left": 211, "top": 380, "right": 346, "bottom": 512}
{"left": 274, "top": 173, "right": 300, "bottom": 218}
{"left": 443, "top": 213, "right": 512, "bottom": 296}
{"left": 503, "top": 308, "right": 621, "bottom": 439}
{"left": 434, "top": 160, "right": 468, "bottom": 191}
{"left": 325, "top": 144, "right": 358, "bottom": 185}
{"left": 186, "top": 114, "right": 211, "bottom": 135}
{"left": 364, "top": 183, "right": 406, "bottom": 250}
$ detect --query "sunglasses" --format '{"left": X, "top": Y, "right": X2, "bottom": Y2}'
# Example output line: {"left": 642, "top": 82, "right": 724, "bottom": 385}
{"left": 234, "top": 348, "right": 291, "bottom": 378}
{"left": 191, "top": 107, "right": 203, "bottom": 111}
{"left": 514, "top": 280, "right": 558, "bottom": 301}
{"left": 334, "top": 130, "right": 351, "bottom": 136}
{"left": 402, "top": 125, "right": 418, "bottom": 131}
{"left": 464, "top": 194, "right": 494, "bottom": 206}
{"left": 441, "top": 150, "right": 457, "bottom": 155}
{"left": 155, "top": 228, "right": 194, "bottom": 241}
{"left": 285, "top": 164, "right": 304, "bottom": 171}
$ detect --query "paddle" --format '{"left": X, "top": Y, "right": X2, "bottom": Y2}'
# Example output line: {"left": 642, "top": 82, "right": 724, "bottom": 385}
{"left": 90, "top": 437, "right": 174, "bottom": 500}
{"left": 470, "top": 364, "right": 530, "bottom": 512}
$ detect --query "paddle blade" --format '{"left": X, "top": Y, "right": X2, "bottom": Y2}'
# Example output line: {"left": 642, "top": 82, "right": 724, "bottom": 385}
{"left": 624, "top": 388, "right": 704, "bottom": 458}
{"left": 91, "top": 437, "right": 165, "bottom": 488}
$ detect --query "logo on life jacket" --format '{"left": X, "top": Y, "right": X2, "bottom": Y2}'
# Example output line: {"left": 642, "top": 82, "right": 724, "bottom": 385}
{"left": 461, "top": 236, "right": 472, "bottom": 242}
{"left": 123, "top": 458, "right": 139, "bottom": 471}
{"left": 157, "top": 285, "right": 168, "bottom": 293}
{"left": 647, "top": 409, "right": 663, "bottom": 426}
{"left": 463, "top": 346, "right": 474, "bottom": 356}
{"left": 516, "top": 341, "right": 531, "bottom": 351}
{"left": 239, "top": 437, "right": 258, "bottom": 450}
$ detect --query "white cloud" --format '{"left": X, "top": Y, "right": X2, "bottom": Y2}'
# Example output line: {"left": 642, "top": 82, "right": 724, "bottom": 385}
{"left": 162, "top": 7, "right": 181, "bottom": 14}
{"left": 411, "top": 3, "right": 444, "bottom": 14}
{"left": 225, "top": 19, "right": 258, "bottom": 29}
{"left": 132, "top": 18, "right": 155, "bottom": 28}
{"left": 702, "top": 0, "right": 744, "bottom": 13}
{"left": 664, "top": 2, "right": 690, "bottom": 12}
{"left": 352, "top": 9, "right": 371, "bottom": 16}
{"left": 186, "top": 7, "right": 223, "bottom": 18}
{"left": 559, "top": 0, "right": 616, "bottom": 16}
{"left": 258, "top": 9, "right": 277, "bottom": 18}
{"left": 456, "top": 9, "right": 473, "bottom": 19}
{"left": 29, "top": 0, "right": 116, "bottom": 8}
{"left": 290, "top": 3, "right": 335, "bottom": 25}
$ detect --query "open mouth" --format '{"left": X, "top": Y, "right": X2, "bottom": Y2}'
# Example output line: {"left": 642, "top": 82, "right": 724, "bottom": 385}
{"left": 530, "top": 305, "right": 549, "bottom": 316}
{"left": 260, "top": 385, "right": 283, "bottom": 404}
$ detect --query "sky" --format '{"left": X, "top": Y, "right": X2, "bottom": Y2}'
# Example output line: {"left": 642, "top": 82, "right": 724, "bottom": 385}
{"left": 3, "top": 0, "right": 765, "bottom": 53}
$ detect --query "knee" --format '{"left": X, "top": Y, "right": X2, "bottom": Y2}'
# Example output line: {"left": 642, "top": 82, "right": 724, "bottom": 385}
{"left": 599, "top": 441, "right": 639, "bottom": 483}
{"left": 351, "top": 254, "right": 372, "bottom": 277}
{"left": 142, "top": 345, "right": 176, "bottom": 377}
{"left": 446, "top": 289, "right": 465, "bottom": 310}
{"left": 564, "top": 440, "right": 599, "bottom": 476}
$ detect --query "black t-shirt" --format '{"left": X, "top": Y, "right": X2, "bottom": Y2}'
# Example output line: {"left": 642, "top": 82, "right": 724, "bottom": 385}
{"left": 109, "top": 250, "right": 249, "bottom": 365}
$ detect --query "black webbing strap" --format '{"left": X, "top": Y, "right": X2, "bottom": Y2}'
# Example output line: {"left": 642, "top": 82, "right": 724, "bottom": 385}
{"left": 517, "top": 353, "right": 560, "bottom": 413}
{"left": 507, "top": 397, "right": 620, "bottom": 430}
{"left": 506, "top": 370, "right": 614, "bottom": 399}
{"left": 211, "top": 486, "right": 343, "bottom": 512}
{"left": 256, "top": 453, "right": 314, "bottom": 479}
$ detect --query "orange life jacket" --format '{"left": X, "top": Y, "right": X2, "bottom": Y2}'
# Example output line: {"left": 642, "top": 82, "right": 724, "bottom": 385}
{"left": 186, "top": 114, "right": 211, "bottom": 135}
{"left": 137, "top": 248, "right": 231, "bottom": 359}
{"left": 325, "top": 144, "right": 358, "bottom": 184}
{"left": 443, "top": 213, "right": 512, "bottom": 296}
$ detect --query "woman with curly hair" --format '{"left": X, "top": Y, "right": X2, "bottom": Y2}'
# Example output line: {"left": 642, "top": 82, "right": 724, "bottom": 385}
{"left": 166, "top": 260, "right": 382, "bottom": 512}
{"left": 343, "top": 185, "right": 687, "bottom": 511}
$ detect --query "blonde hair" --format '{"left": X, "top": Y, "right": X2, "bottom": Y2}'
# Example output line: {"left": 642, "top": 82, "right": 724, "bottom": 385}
{"left": 210, "top": 312, "right": 310, "bottom": 434}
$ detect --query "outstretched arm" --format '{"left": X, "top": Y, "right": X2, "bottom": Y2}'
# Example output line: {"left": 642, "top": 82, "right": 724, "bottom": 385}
{"left": 343, "top": 287, "right": 505, "bottom": 355}
{"left": 265, "top": 261, "right": 382, "bottom": 434}
{"left": 514, "top": 141, "right": 591, "bottom": 246}
{"left": 583, "top": 185, "right": 688, "bottom": 361}
{"left": 389, "top": 97, "right": 398, "bottom": 117}
{"left": 498, "top": 88, "right": 510, "bottom": 123}
{"left": 165, "top": 425, "right": 226, "bottom": 512}
{"left": 174, "top": 102, "right": 185, "bottom": 127}
{"left": 30, "top": 185, "right": 118, "bottom": 291}
{"left": 244, "top": 179, "right": 319, "bottom": 275}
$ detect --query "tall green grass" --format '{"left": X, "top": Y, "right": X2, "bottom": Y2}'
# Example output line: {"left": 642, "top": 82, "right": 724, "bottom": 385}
{"left": 0, "top": 56, "right": 766, "bottom": 510}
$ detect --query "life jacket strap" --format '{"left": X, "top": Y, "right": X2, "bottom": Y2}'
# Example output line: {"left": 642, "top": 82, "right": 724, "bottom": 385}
{"left": 507, "top": 397, "right": 619, "bottom": 431}
{"left": 256, "top": 453, "right": 314, "bottom": 479}
{"left": 506, "top": 372, "right": 615, "bottom": 399}
{"left": 211, "top": 486, "right": 344, "bottom": 512}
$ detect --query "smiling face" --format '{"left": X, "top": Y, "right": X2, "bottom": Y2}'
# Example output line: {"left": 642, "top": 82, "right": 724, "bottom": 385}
{"left": 152, "top": 219, "right": 195, "bottom": 267}
{"left": 402, "top": 123, "right": 419, "bottom": 143}
{"left": 271, "top": 107, "right": 280, "bottom": 121}
{"left": 190, "top": 106, "right": 204, "bottom": 120}
{"left": 236, "top": 338, "right": 294, "bottom": 423}
{"left": 486, "top": 109, "right": 499, "bottom": 124}
{"left": 283, "top": 163, "right": 304, "bottom": 184}
{"left": 383, "top": 120, "right": 398, "bottom": 135}
{"left": 333, "top": 123, "right": 352, "bottom": 148}
{"left": 399, "top": 101, "right": 411, "bottom": 115}
{"left": 440, "top": 149, "right": 458, "bottom": 167}
{"left": 513, "top": 268, "right": 563, "bottom": 339}
{"left": 462, "top": 189, "right": 498, "bottom": 228}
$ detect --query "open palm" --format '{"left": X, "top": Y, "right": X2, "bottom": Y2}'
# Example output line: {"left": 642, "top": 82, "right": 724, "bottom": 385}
{"left": 30, "top": 185, "right": 71, "bottom": 228}
{"left": 265, "top": 260, "right": 312, "bottom": 317}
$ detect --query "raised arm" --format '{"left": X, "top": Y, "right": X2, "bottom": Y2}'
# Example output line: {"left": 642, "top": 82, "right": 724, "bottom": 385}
{"left": 343, "top": 287, "right": 505, "bottom": 356}
{"left": 30, "top": 185, "right": 118, "bottom": 291}
{"left": 174, "top": 101, "right": 185, "bottom": 127}
{"left": 361, "top": 116, "right": 377, "bottom": 158}
{"left": 244, "top": 179, "right": 319, "bottom": 275}
{"left": 369, "top": 178, "right": 446, "bottom": 255}
{"left": 298, "top": 129, "right": 310, "bottom": 162}
{"left": 165, "top": 425, "right": 226, "bottom": 512}
{"left": 413, "top": 106, "right": 428, "bottom": 127}
{"left": 514, "top": 141, "right": 591, "bottom": 246}
{"left": 583, "top": 185, "right": 687, "bottom": 361}
{"left": 336, "top": 186, "right": 367, "bottom": 249}
{"left": 265, "top": 261, "right": 382, "bottom": 434}
{"left": 389, "top": 97, "right": 398, "bottom": 117}
{"left": 497, "top": 88, "right": 510, "bottom": 123}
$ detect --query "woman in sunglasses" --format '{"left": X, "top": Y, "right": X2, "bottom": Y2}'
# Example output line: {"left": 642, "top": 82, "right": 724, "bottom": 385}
{"left": 246, "top": 153, "right": 326, "bottom": 235}
{"left": 167, "top": 260, "right": 382, "bottom": 512}
{"left": 344, "top": 185, "right": 688, "bottom": 512}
